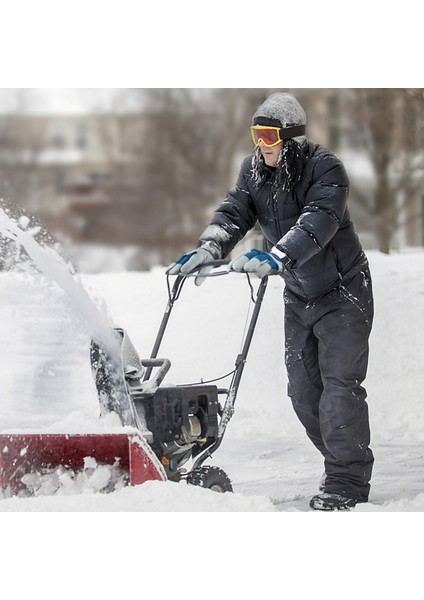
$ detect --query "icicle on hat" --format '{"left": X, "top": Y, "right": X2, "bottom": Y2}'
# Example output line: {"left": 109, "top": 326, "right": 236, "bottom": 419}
{"left": 252, "top": 92, "right": 306, "bottom": 142}
{"left": 251, "top": 93, "right": 307, "bottom": 193}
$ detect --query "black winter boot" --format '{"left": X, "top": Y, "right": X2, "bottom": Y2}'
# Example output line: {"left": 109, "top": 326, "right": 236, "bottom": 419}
{"left": 309, "top": 492, "right": 358, "bottom": 511}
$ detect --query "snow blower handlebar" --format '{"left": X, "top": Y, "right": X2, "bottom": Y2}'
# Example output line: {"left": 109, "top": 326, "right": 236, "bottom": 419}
{"left": 143, "top": 260, "right": 269, "bottom": 468}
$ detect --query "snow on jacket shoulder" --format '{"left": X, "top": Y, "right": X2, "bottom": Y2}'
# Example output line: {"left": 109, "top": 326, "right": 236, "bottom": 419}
{"left": 199, "top": 141, "right": 368, "bottom": 299}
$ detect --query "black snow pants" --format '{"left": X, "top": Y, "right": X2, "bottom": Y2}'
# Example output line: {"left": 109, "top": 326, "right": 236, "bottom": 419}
{"left": 284, "top": 268, "right": 374, "bottom": 501}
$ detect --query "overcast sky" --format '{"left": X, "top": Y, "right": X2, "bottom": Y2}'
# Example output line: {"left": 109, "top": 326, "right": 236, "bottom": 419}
{"left": 0, "top": 89, "right": 129, "bottom": 114}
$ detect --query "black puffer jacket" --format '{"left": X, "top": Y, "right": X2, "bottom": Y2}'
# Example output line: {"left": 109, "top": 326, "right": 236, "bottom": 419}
{"left": 199, "top": 141, "right": 368, "bottom": 300}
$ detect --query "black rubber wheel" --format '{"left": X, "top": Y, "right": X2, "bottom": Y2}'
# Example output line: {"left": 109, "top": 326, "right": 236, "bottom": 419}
{"left": 186, "top": 466, "right": 233, "bottom": 493}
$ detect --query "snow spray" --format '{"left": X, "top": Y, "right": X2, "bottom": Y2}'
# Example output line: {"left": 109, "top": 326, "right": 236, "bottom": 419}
{"left": 0, "top": 207, "right": 120, "bottom": 353}
{"left": 0, "top": 206, "right": 141, "bottom": 429}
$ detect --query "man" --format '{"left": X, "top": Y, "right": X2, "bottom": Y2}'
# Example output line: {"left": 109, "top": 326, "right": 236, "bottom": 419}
{"left": 167, "top": 92, "right": 374, "bottom": 511}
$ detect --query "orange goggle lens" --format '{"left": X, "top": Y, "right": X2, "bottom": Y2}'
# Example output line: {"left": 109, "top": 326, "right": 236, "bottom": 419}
{"left": 250, "top": 126, "right": 282, "bottom": 147}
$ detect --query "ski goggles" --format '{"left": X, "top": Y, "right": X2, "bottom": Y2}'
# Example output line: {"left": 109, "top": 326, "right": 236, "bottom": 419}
{"left": 250, "top": 125, "right": 283, "bottom": 147}
{"left": 251, "top": 124, "right": 307, "bottom": 146}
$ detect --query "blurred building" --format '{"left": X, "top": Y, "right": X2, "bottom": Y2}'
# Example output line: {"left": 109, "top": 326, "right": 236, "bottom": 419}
{"left": 0, "top": 112, "right": 139, "bottom": 232}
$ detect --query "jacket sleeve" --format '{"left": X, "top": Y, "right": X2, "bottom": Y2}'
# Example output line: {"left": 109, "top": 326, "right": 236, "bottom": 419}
{"left": 275, "top": 153, "right": 349, "bottom": 268}
{"left": 198, "top": 157, "right": 258, "bottom": 258}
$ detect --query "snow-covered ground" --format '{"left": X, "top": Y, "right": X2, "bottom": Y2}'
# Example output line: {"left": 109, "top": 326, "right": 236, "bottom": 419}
{"left": 1, "top": 210, "right": 424, "bottom": 514}
{"left": 2, "top": 211, "right": 423, "bottom": 599}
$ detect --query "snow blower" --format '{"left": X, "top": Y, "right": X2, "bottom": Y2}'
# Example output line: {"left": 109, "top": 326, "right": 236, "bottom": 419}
{"left": 0, "top": 261, "right": 268, "bottom": 496}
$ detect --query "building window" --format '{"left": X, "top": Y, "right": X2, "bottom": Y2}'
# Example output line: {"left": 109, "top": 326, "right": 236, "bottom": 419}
{"left": 76, "top": 122, "right": 88, "bottom": 150}
{"left": 51, "top": 121, "right": 66, "bottom": 149}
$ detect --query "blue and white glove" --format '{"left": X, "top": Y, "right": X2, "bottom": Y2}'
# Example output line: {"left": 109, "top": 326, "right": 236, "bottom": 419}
{"left": 166, "top": 247, "right": 214, "bottom": 286}
{"left": 229, "top": 249, "right": 286, "bottom": 278}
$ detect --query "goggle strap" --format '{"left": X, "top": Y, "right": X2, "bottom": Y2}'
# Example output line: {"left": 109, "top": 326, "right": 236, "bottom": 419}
{"left": 279, "top": 124, "right": 306, "bottom": 140}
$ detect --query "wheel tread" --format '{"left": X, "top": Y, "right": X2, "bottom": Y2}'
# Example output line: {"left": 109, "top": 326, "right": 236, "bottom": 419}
{"left": 186, "top": 466, "right": 233, "bottom": 493}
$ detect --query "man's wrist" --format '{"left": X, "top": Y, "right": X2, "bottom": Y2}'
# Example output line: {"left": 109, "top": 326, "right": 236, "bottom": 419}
{"left": 198, "top": 241, "right": 221, "bottom": 260}
{"left": 271, "top": 245, "right": 292, "bottom": 268}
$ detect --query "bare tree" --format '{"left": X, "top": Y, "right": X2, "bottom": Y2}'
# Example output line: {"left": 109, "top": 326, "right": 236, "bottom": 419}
{"left": 402, "top": 88, "right": 424, "bottom": 104}
{"left": 343, "top": 89, "right": 424, "bottom": 253}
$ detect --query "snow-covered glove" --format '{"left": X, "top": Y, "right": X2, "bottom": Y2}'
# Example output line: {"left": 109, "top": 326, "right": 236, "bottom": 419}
{"left": 166, "top": 247, "right": 214, "bottom": 286}
{"left": 229, "top": 249, "right": 285, "bottom": 278}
